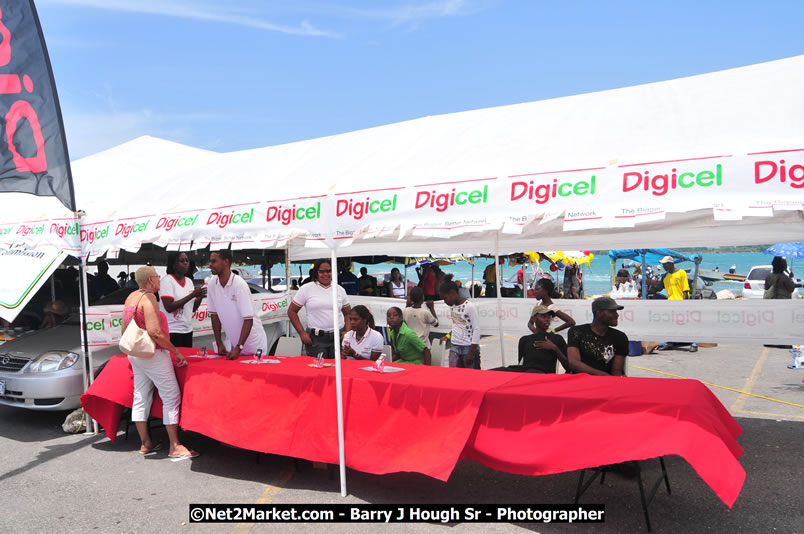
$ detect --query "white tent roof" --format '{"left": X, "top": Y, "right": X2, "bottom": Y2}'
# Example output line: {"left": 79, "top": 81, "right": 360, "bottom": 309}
{"left": 2, "top": 56, "right": 802, "bottom": 257}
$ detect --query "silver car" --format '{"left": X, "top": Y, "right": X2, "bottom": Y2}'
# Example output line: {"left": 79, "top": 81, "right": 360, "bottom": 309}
{"left": 0, "top": 284, "right": 283, "bottom": 411}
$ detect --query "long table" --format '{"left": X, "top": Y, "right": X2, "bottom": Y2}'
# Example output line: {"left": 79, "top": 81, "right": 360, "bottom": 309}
{"left": 81, "top": 349, "right": 745, "bottom": 508}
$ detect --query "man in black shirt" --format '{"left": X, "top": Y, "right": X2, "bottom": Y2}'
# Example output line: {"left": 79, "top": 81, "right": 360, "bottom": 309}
{"left": 567, "top": 296, "right": 628, "bottom": 376}
{"left": 517, "top": 305, "right": 570, "bottom": 373}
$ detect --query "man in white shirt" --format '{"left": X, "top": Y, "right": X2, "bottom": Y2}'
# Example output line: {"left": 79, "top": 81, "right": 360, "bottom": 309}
{"left": 439, "top": 280, "right": 481, "bottom": 369}
{"left": 207, "top": 250, "right": 267, "bottom": 359}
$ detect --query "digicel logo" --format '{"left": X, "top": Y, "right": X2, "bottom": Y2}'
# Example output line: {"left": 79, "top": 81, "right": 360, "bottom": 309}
{"left": 262, "top": 299, "right": 289, "bottom": 312}
{"left": 415, "top": 185, "right": 488, "bottom": 212}
{"left": 193, "top": 308, "right": 209, "bottom": 322}
{"left": 0, "top": 226, "right": 12, "bottom": 235}
{"left": 207, "top": 208, "right": 253, "bottom": 229}
{"left": 266, "top": 202, "right": 321, "bottom": 226}
{"left": 84, "top": 317, "right": 123, "bottom": 331}
{"left": 623, "top": 164, "right": 722, "bottom": 196}
{"left": 16, "top": 223, "right": 44, "bottom": 236}
{"left": 157, "top": 214, "right": 198, "bottom": 231}
{"left": 510, "top": 176, "right": 596, "bottom": 204}
{"left": 336, "top": 195, "right": 397, "bottom": 220}
{"left": 49, "top": 223, "right": 79, "bottom": 238}
{"left": 755, "top": 159, "right": 804, "bottom": 189}
{"left": 80, "top": 226, "right": 109, "bottom": 244}
{"left": 116, "top": 220, "right": 149, "bottom": 238}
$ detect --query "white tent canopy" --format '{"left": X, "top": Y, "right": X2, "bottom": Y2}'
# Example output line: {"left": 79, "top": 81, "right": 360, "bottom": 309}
{"left": 1, "top": 55, "right": 802, "bottom": 259}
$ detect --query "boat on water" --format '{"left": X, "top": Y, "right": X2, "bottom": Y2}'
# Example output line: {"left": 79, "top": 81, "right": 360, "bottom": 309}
{"left": 721, "top": 272, "right": 747, "bottom": 282}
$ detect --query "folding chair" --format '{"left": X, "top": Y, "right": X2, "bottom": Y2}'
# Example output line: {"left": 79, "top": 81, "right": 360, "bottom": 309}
{"left": 273, "top": 336, "right": 303, "bottom": 357}
{"left": 381, "top": 345, "right": 393, "bottom": 362}
{"left": 574, "top": 457, "right": 671, "bottom": 532}
{"left": 430, "top": 339, "right": 445, "bottom": 367}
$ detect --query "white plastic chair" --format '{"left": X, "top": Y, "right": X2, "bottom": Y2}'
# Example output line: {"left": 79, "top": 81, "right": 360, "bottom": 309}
{"left": 430, "top": 340, "right": 445, "bottom": 367}
{"left": 381, "top": 344, "right": 393, "bottom": 362}
{"left": 274, "top": 336, "right": 303, "bottom": 357}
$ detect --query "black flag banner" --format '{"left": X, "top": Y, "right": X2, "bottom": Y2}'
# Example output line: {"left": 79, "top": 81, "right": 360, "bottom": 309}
{"left": 0, "top": 1, "right": 75, "bottom": 211}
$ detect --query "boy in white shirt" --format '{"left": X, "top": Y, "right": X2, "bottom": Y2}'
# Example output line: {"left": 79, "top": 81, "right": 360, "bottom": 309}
{"left": 439, "top": 281, "right": 481, "bottom": 369}
{"left": 403, "top": 287, "right": 438, "bottom": 346}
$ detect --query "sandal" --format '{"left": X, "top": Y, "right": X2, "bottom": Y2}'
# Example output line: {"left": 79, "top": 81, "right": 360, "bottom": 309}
{"left": 139, "top": 442, "right": 163, "bottom": 455}
{"left": 168, "top": 450, "right": 200, "bottom": 459}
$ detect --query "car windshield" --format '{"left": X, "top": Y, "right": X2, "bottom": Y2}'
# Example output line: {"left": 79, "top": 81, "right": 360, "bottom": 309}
{"left": 748, "top": 268, "right": 771, "bottom": 280}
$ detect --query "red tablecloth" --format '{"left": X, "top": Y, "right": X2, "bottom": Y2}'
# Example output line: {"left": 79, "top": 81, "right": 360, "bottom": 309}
{"left": 81, "top": 351, "right": 745, "bottom": 507}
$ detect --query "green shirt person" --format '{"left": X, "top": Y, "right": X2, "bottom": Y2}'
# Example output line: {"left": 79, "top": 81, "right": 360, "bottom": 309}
{"left": 387, "top": 307, "right": 431, "bottom": 365}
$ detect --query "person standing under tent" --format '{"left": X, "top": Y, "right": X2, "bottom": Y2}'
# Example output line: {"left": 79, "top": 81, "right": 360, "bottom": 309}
{"left": 338, "top": 261, "right": 359, "bottom": 296}
{"left": 562, "top": 264, "right": 582, "bottom": 299}
{"left": 530, "top": 278, "right": 575, "bottom": 335}
{"left": 439, "top": 281, "right": 481, "bottom": 369}
{"left": 207, "top": 250, "right": 267, "bottom": 359}
{"left": 288, "top": 259, "right": 351, "bottom": 359}
{"left": 567, "top": 297, "right": 628, "bottom": 376}
{"left": 358, "top": 267, "right": 379, "bottom": 296}
{"left": 404, "top": 287, "right": 438, "bottom": 346}
{"left": 483, "top": 261, "right": 497, "bottom": 298}
{"left": 160, "top": 252, "right": 206, "bottom": 348}
{"left": 417, "top": 263, "right": 438, "bottom": 316}
{"left": 387, "top": 267, "right": 406, "bottom": 299}
{"left": 122, "top": 266, "right": 197, "bottom": 459}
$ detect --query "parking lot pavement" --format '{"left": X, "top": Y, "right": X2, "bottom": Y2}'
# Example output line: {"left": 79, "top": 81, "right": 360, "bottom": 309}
{"left": 1, "top": 343, "right": 802, "bottom": 533}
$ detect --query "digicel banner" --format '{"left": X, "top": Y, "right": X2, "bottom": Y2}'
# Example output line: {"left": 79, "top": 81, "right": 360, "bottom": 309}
{"left": 3, "top": 148, "right": 803, "bottom": 255}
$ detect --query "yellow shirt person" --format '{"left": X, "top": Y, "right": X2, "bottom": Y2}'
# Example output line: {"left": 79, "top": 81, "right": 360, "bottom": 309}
{"left": 662, "top": 267, "right": 689, "bottom": 300}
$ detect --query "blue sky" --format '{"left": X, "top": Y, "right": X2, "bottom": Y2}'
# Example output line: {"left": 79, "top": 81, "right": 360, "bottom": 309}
{"left": 36, "top": 0, "right": 804, "bottom": 159}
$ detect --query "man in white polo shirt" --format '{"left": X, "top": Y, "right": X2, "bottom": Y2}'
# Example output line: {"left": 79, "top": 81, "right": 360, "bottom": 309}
{"left": 207, "top": 250, "right": 267, "bottom": 359}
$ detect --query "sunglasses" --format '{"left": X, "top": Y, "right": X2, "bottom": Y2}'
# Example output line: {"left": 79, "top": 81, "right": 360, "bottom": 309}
{"left": 318, "top": 269, "right": 332, "bottom": 273}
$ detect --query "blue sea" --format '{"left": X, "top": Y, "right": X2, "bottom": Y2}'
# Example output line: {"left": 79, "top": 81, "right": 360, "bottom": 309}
{"left": 267, "top": 251, "right": 790, "bottom": 297}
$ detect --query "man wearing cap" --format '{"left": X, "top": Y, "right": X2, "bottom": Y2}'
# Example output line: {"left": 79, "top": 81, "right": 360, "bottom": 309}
{"left": 654, "top": 256, "right": 698, "bottom": 352}
{"left": 516, "top": 305, "right": 570, "bottom": 373}
{"left": 567, "top": 297, "right": 628, "bottom": 376}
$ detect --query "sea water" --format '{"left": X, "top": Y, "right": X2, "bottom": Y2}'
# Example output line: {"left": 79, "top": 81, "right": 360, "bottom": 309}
{"left": 268, "top": 251, "right": 794, "bottom": 297}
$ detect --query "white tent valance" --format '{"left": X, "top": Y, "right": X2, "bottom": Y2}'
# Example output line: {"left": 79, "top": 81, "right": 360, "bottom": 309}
{"left": 1, "top": 55, "right": 802, "bottom": 258}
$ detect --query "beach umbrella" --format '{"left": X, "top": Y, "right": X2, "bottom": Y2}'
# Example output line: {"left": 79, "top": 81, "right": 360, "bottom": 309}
{"left": 764, "top": 242, "right": 804, "bottom": 259}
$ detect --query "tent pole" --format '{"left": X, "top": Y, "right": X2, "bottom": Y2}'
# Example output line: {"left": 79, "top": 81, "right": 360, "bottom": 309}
{"left": 329, "top": 248, "right": 347, "bottom": 497}
{"left": 692, "top": 257, "right": 701, "bottom": 299}
{"left": 471, "top": 260, "right": 475, "bottom": 298}
{"left": 641, "top": 253, "right": 647, "bottom": 300}
{"left": 50, "top": 273, "right": 56, "bottom": 302}
{"left": 404, "top": 260, "right": 408, "bottom": 295}
{"left": 78, "top": 256, "right": 98, "bottom": 434}
{"left": 494, "top": 233, "right": 506, "bottom": 367}
{"left": 611, "top": 259, "right": 616, "bottom": 291}
{"left": 285, "top": 249, "right": 291, "bottom": 337}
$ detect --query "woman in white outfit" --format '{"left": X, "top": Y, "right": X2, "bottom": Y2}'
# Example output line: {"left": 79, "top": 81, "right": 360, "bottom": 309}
{"left": 122, "top": 266, "right": 197, "bottom": 458}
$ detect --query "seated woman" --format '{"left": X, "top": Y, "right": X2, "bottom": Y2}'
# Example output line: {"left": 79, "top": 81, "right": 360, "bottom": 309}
{"left": 530, "top": 278, "right": 575, "bottom": 335}
{"left": 387, "top": 307, "right": 431, "bottom": 365}
{"left": 492, "top": 306, "right": 569, "bottom": 373}
{"left": 518, "top": 305, "right": 570, "bottom": 373}
{"left": 341, "top": 305, "right": 384, "bottom": 360}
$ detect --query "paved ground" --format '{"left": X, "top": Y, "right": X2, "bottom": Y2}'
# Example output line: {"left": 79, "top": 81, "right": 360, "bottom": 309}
{"left": 1, "top": 343, "right": 802, "bottom": 533}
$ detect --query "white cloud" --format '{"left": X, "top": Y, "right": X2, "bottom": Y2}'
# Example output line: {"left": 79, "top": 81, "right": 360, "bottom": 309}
{"left": 340, "top": 0, "right": 488, "bottom": 23}
{"left": 39, "top": 0, "right": 342, "bottom": 38}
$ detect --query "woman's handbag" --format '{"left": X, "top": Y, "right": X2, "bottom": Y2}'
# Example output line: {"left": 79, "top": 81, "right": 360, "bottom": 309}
{"left": 119, "top": 293, "right": 156, "bottom": 358}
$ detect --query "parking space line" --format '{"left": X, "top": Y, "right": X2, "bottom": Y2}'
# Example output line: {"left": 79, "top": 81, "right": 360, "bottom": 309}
{"left": 231, "top": 464, "right": 295, "bottom": 534}
{"left": 730, "top": 348, "right": 770, "bottom": 413}
{"left": 631, "top": 360, "right": 804, "bottom": 409}
{"left": 732, "top": 409, "right": 804, "bottom": 421}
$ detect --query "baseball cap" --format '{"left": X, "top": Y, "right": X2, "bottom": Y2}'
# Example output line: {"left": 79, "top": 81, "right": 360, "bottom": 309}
{"left": 660, "top": 255, "right": 675, "bottom": 264}
{"left": 530, "top": 305, "right": 555, "bottom": 317}
{"left": 592, "top": 296, "right": 624, "bottom": 313}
